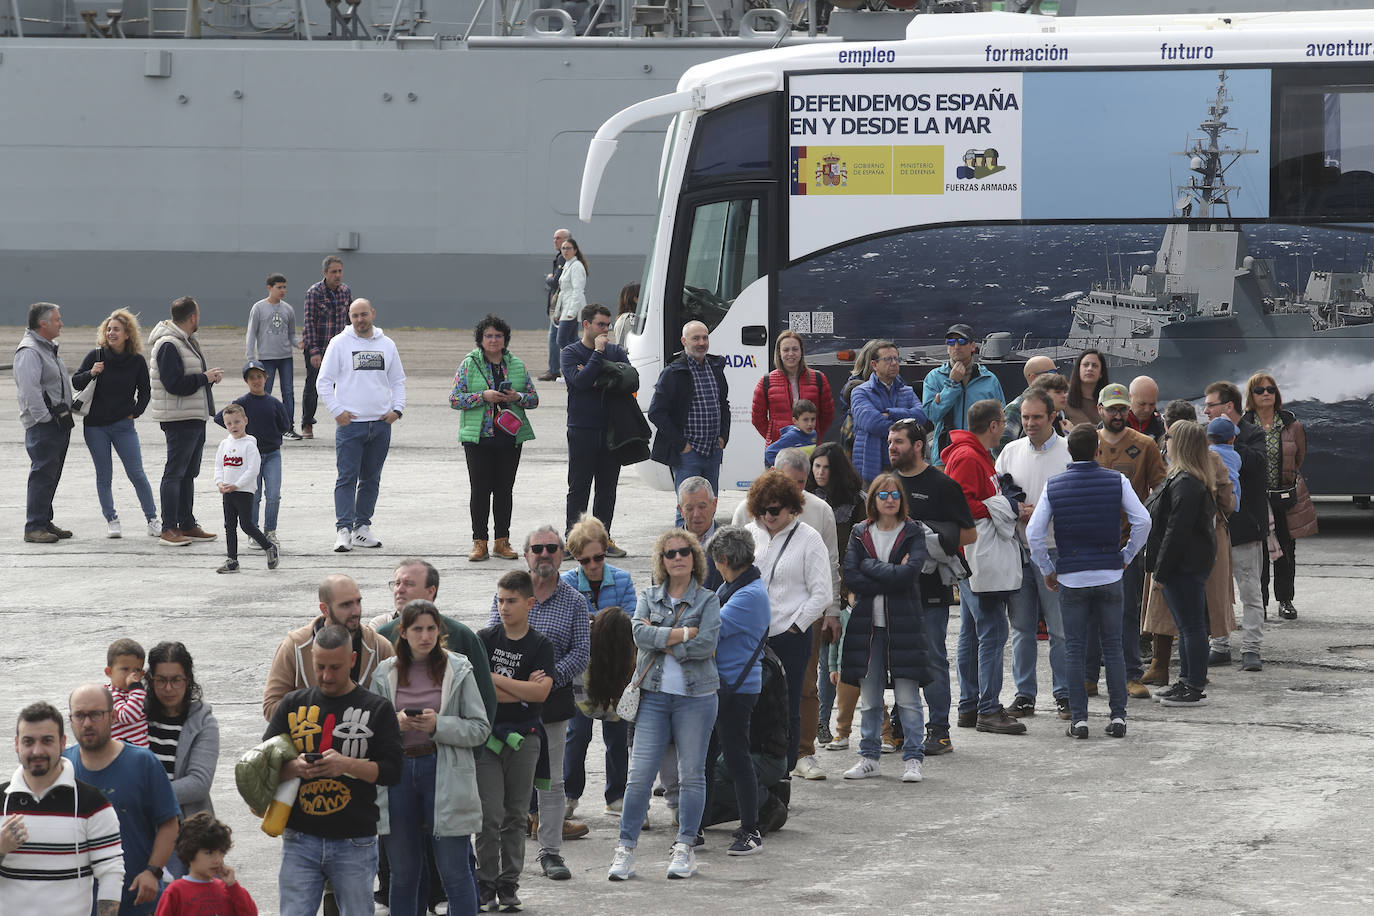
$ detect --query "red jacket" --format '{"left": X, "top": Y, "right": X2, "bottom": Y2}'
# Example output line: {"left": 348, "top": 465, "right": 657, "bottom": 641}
{"left": 751, "top": 368, "right": 835, "bottom": 444}
{"left": 941, "top": 429, "right": 996, "bottom": 520}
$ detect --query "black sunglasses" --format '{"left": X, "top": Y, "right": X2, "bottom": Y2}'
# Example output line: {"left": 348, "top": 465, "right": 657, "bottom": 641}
{"left": 529, "top": 543, "right": 561, "bottom": 555}
{"left": 578, "top": 553, "right": 606, "bottom": 565}
{"left": 1252, "top": 385, "right": 1277, "bottom": 395}
{"left": 662, "top": 547, "right": 693, "bottom": 560}
{"left": 762, "top": 505, "right": 785, "bottom": 517}
{"left": 946, "top": 336, "right": 972, "bottom": 346}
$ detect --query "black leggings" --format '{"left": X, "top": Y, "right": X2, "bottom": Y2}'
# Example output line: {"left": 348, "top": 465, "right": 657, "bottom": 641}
{"left": 704, "top": 691, "right": 760, "bottom": 832}
{"left": 463, "top": 438, "right": 522, "bottom": 541}
{"left": 222, "top": 491, "right": 271, "bottom": 560}
{"left": 1262, "top": 493, "right": 1297, "bottom": 604}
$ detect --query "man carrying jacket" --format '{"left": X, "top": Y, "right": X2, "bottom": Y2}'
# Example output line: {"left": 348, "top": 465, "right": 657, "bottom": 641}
{"left": 849, "top": 339, "right": 925, "bottom": 484}
{"left": 649, "top": 320, "right": 730, "bottom": 525}
{"left": 922, "top": 323, "right": 1006, "bottom": 466}
{"left": 561, "top": 304, "right": 630, "bottom": 556}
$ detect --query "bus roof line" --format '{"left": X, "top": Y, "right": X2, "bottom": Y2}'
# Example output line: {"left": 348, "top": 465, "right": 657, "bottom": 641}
{"left": 579, "top": 71, "right": 781, "bottom": 223}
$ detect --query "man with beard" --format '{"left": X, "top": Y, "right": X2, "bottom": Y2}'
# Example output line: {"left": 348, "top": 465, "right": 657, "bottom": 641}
{"left": 263, "top": 573, "right": 395, "bottom": 720}
{"left": 0, "top": 702, "right": 124, "bottom": 914}
{"left": 64, "top": 686, "right": 179, "bottom": 916}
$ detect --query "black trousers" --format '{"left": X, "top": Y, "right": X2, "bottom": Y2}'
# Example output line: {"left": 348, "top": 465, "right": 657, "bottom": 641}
{"left": 704, "top": 690, "right": 760, "bottom": 833}
{"left": 303, "top": 358, "right": 321, "bottom": 428}
{"left": 222, "top": 491, "right": 271, "bottom": 560}
{"left": 463, "top": 437, "right": 523, "bottom": 541}
{"left": 565, "top": 426, "right": 621, "bottom": 533}
{"left": 1262, "top": 493, "right": 1297, "bottom": 604}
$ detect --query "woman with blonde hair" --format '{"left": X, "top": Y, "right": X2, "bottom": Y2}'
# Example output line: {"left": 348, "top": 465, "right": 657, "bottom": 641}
{"left": 71, "top": 308, "right": 160, "bottom": 537}
{"left": 1144, "top": 421, "right": 1217, "bottom": 707}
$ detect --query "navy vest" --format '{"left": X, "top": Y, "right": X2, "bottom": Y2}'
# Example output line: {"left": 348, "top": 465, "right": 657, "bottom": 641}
{"left": 1046, "top": 462, "right": 1124, "bottom": 575}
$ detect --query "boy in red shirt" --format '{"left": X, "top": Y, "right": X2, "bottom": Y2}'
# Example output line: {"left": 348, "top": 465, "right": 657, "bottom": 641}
{"left": 154, "top": 812, "right": 257, "bottom": 915}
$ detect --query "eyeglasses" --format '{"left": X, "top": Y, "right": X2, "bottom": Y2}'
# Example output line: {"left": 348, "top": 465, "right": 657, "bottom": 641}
{"left": 761, "top": 505, "right": 785, "bottom": 517}
{"left": 1252, "top": 385, "right": 1278, "bottom": 395}
{"left": 560, "top": 245, "right": 576, "bottom": 251}
{"left": 946, "top": 337, "right": 972, "bottom": 346}
{"left": 875, "top": 490, "right": 901, "bottom": 500}
{"left": 529, "top": 543, "right": 561, "bottom": 555}
{"left": 1203, "top": 401, "right": 1222, "bottom": 410}
{"left": 875, "top": 355, "right": 901, "bottom": 364}
{"left": 387, "top": 579, "right": 420, "bottom": 591}
{"left": 152, "top": 676, "right": 187, "bottom": 689}
{"left": 1103, "top": 405, "right": 1130, "bottom": 414}
{"left": 578, "top": 553, "right": 606, "bottom": 565}
{"left": 662, "top": 547, "right": 693, "bottom": 560}
{"left": 71, "top": 711, "right": 108, "bottom": 722}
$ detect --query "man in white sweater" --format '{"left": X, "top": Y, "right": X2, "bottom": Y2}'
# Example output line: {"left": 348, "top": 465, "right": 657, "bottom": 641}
{"left": 316, "top": 298, "right": 407, "bottom": 553}
{"left": 993, "top": 388, "right": 1072, "bottom": 721}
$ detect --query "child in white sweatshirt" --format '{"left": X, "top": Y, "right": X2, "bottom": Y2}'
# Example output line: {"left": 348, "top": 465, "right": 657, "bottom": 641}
{"left": 214, "top": 404, "right": 279, "bottom": 573}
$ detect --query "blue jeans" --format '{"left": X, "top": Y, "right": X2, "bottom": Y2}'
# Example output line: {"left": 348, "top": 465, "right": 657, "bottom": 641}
{"left": 564, "top": 710, "right": 629, "bottom": 805}
{"left": 261, "top": 356, "right": 295, "bottom": 426}
{"left": 671, "top": 447, "right": 723, "bottom": 527}
{"left": 1008, "top": 560, "right": 1069, "bottom": 700}
{"left": 1162, "top": 571, "right": 1209, "bottom": 689}
{"left": 546, "top": 321, "right": 560, "bottom": 376}
{"left": 1086, "top": 553, "right": 1146, "bottom": 682}
{"left": 279, "top": 828, "right": 379, "bottom": 916}
{"left": 1060, "top": 579, "right": 1127, "bottom": 722}
{"left": 384, "top": 754, "right": 478, "bottom": 916}
{"left": 858, "top": 628, "right": 925, "bottom": 762}
{"left": 619, "top": 691, "right": 718, "bottom": 848}
{"left": 253, "top": 447, "right": 282, "bottom": 531}
{"left": 768, "top": 628, "right": 812, "bottom": 770}
{"left": 556, "top": 318, "right": 579, "bottom": 356}
{"left": 921, "top": 604, "right": 951, "bottom": 729}
{"left": 956, "top": 584, "right": 1012, "bottom": 716}
{"left": 334, "top": 419, "right": 392, "bottom": 530}
{"left": 159, "top": 419, "right": 205, "bottom": 532}
{"left": 83, "top": 417, "right": 157, "bottom": 523}
{"left": 24, "top": 419, "right": 70, "bottom": 532}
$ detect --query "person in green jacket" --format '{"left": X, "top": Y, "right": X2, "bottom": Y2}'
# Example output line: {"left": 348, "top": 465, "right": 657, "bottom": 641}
{"left": 449, "top": 313, "right": 538, "bottom": 563}
{"left": 371, "top": 600, "right": 491, "bottom": 916}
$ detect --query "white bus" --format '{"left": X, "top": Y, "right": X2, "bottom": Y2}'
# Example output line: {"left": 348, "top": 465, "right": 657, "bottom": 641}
{"left": 580, "top": 9, "right": 1374, "bottom": 494}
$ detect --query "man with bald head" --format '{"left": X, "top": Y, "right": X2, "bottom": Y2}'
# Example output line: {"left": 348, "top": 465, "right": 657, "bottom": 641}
{"left": 649, "top": 319, "right": 731, "bottom": 524}
{"left": 317, "top": 297, "right": 407, "bottom": 553}
{"left": 64, "top": 685, "right": 180, "bottom": 916}
{"left": 996, "top": 354, "right": 1058, "bottom": 457}
{"left": 263, "top": 573, "right": 395, "bottom": 719}
{"left": 1127, "top": 376, "right": 1165, "bottom": 441}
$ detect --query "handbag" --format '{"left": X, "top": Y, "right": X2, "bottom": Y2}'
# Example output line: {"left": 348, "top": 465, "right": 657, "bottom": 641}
{"left": 71, "top": 369, "right": 98, "bottom": 417}
{"left": 494, "top": 408, "right": 524, "bottom": 437}
{"left": 1268, "top": 485, "right": 1297, "bottom": 507}
{"left": 615, "top": 600, "right": 691, "bottom": 722}
{"left": 43, "top": 392, "right": 75, "bottom": 431}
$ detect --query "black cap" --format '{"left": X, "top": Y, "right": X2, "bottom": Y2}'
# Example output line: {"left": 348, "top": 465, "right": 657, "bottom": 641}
{"left": 946, "top": 323, "right": 974, "bottom": 340}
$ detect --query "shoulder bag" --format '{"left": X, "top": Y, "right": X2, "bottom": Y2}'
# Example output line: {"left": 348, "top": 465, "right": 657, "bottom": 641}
{"left": 71, "top": 354, "right": 100, "bottom": 417}
{"left": 615, "top": 599, "right": 691, "bottom": 722}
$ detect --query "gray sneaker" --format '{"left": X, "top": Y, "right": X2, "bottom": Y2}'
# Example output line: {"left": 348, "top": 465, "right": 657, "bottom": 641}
{"left": 1241, "top": 652, "right": 1263, "bottom": 672}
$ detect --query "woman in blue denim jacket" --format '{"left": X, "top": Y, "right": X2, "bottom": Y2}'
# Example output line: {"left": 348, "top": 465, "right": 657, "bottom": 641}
{"left": 608, "top": 529, "right": 720, "bottom": 883}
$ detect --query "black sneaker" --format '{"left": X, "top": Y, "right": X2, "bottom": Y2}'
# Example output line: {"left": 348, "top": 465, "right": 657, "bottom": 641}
{"left": 1278, "top": 600, "right": 1298, "bottom": 620}
{"left": 922, "top": 726, "right": 953, "bottom": 756}
{"left": 1241, "top": 652, "right": 1263, "bottom": 672}
{"left": 266, "top": 544, "right": 280, "bottom": 569}
{"left": 727, "top": 827, "right": 763, "bottom": 856}
{"left": 1208, "top": 649, "right": 1232, "bottom": 667}
{"left": 1065, "top": 721, "right": 1089, "bottom": 739}
{"left": 539, "top": 853, "right": 571, "bottom": 880}
{"left": 496, "top": 883, "right": 522, "bottom": 911}
{"left": 1104, "top": 718, "right": 1127, "bottom": 738}
{"left": 216, "top": 559, "right": 240, "bottom": 574}
{"left": 1159, "top": 684, "right": 1209, "bottom": 707}
{"left": 1007, "top": 695, "right": 1036, "bottom": 718}
{"left": 1153, "top": 681, "right": 1186, "bottom": 703}
{"left": 691, "top": 830, "right": 705, "bottom": 848}
{"left": 1055, "top": 696, "right": 1071, "bottom": 720}
{"left": 817, "top": 721, "right": 833, "bottom": 746}
{"left": 282, "top": 428, "right": 303, "bottom": 440}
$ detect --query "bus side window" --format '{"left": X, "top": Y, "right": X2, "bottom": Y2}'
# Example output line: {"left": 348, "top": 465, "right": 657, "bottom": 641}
{"left": 680, "top": 197, "right": 761, "bottom": 332}
{"left": 1273, "top": 69, "right": 1374, "bottom": 219}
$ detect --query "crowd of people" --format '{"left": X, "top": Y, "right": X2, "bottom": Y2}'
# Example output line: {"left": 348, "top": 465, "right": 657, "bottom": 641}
{"left": 6, "top": 238, "right": 1323, "bottom": 913}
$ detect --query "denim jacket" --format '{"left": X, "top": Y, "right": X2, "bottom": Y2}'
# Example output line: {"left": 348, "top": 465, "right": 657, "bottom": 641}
{"left": 631, "top": 580, "right": 721, "bottom": 696}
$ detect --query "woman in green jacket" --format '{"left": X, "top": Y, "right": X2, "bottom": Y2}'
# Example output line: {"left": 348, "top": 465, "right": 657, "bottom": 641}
{"left": 449, "top": 314, "right": 538, "bottom": 562}
{"left": 372, "top": 600, "right": 492, "bottom": 916}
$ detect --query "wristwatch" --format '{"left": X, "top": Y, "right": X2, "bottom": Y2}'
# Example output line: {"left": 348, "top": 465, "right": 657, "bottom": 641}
{"left": 392, "top": 410, "right": 403, "bottom": 419}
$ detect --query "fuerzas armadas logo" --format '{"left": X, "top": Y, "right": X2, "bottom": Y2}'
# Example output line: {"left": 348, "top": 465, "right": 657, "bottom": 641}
{"left": 949, "top": 147, "right": 1018, "bottom": 191}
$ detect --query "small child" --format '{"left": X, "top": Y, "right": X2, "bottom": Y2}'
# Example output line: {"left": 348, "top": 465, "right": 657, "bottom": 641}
{"left": 105, "top": 637, "right": 148, "bottom": 748}
{"left": 764, "top": 399, "right": 819, "bottom": 467}
{"left": 214, "top": 403, "right": 279, "bottom": 573}
{"left": 154, "top": 811, "right": 257, "bottom": 916}
{"left": 245, "top": 271, "right": 302, "bottom": 440}
{"left": 215, "top": 362, "right": 290, "bottom": 545}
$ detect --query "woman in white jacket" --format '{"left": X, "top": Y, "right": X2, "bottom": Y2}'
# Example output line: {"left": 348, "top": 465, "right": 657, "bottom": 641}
{"left": 554, "top": 237, "right": 589, "bottom": 357}
{"left": 744, "top": 470, "right": 830, "bottom": 776}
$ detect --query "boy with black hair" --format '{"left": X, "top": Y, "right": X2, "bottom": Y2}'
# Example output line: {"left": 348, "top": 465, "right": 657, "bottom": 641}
{"left": 214, "top": 362, "right": 290, "bottom": 545}
{"left": 764, "top": 399, "right": 819, "bottom": 468}
{"left": 106, "top": 637, "right": 149, "bottom": 748}
{"left": 157, "top": 811, "right": 257, "bottom": 914}
{"left": 214, "top": 403, "right": 279, "bottom": 573}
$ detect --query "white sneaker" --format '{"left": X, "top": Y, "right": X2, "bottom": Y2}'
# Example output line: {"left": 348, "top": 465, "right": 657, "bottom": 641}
{"left": 843, "top": 757, "right": 880, "bottom": 780}
{"left": 607, "top": 845, "right": 636, "bottom": 881}
{"left": 351, "top": 524, "right": 382, "bottom": 548}
{"left": 902, "top": 759, "right": 924, "bottom": 783}
{"left": 792, "top": 754, "right": 826, "bottom": 780}
{"left": 603, "top": 799, "right": 622, "bottom": 816}
{"left": 565, "top": 798, "right": 579, "bottom": 820}
{"left": 146, "top": 519, "right": 161, "bottom": 537}
{"left": 881, "top": 740, "right": 899, "bottom": 754}
{"left": 266, "top": 530, "right": 278, "bottom": 544}
{"left": 666, "top": 842, "right": 697, "bottom": 879}
{"left": 106, "top": 518, "right": 121, "bottom": 539}
{"left": 334, "top": 528, "right": 353, "bottom": 552}
{"left": 825, "top": 736, "right": 850, "bottom": 750}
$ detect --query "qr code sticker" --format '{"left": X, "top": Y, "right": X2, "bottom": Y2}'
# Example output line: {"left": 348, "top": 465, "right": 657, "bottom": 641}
{"left": 788, "top": 312, "right": 812, "bottom": 333}
{"left": 811, "top": 311, "right": 834, "bottom": 334}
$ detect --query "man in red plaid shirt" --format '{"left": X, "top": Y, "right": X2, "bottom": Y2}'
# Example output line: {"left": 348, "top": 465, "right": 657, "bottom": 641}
{"left": 301, "top": 256, "right": 353, "bottom": 439}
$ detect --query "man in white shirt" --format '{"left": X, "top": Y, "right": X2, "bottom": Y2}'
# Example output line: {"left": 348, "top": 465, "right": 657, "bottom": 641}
{"left": 1027, "top": 424, "right": 1151, "bottom": 740}
{"left": 994, "top": 388, "right": 1072, "bottom": 721}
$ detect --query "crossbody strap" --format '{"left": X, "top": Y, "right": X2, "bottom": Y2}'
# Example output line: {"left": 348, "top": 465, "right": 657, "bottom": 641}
{"left": 766, "top": 523, "right": 800, "bottom": 586}
{"left": 723, "top": 632, "right": 769, "bottom": 695}
{"left": 627, "top": 598, "right": 692, "bottom": 688}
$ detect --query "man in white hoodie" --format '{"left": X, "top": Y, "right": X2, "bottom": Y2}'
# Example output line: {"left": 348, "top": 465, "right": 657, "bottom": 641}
{"left": 316, "top": 298, "right": 406, "bottom": 552}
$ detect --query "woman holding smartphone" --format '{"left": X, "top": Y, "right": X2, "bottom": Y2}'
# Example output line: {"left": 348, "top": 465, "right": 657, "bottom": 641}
{"left": 450, "top": 313, "right": 538, "bottom": 563}
{"left": 372, "top": 600, "right": 492, "bottom": 916}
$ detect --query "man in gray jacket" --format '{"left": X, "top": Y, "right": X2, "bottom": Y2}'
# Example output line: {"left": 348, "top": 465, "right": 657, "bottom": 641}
{"left": 14, "top": 302, "right": 73, "bottom": 544}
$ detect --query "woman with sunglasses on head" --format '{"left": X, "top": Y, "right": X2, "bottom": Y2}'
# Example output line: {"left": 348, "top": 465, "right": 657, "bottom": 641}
{"left": 1063, "top": 348, "right": 1109, "bottom": 427}
{"left": 560, "top": 514, "right": 636, "bottom": 821}
{"left": 741, "top": 470, "right": 831, "bottom": 780}
{"left": 837, "top": 474, "right": 931, "bottom": 783}
{"left": 608, "top": 530, "right": 720, "bottom": 881}
{"left": 1242, "top": 372, "right": 1317, "bottom": 621}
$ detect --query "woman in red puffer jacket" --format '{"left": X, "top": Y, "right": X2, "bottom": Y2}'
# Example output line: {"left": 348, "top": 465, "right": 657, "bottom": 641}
{"left": 751, "top": 331, "right": 835, "bottom": 445}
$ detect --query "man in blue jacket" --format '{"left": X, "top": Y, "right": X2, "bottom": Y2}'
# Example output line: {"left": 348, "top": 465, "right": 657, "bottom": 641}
{"left": 849, "top": 339, "right": 925, "bottom": 484}
{"left": 922, "top": 323, "right": 1006, "bottom": 466}
{"left": 648, "top": 320, "right": 730, "bottom": 523}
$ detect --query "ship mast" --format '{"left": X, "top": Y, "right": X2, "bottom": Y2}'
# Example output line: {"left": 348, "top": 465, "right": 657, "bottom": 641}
{"left": 1175, "top": 70, "right": 1258, "bottom": 220}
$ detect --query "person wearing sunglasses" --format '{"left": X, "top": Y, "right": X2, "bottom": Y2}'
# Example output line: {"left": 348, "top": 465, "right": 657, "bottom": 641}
{"left": 838, "top": 474, "right": 931, "bottom": 783}
{"left": 560, "top": 514, "right": 637, "bottom": 823}
{"left": 609, "top": 529, "right": 720, "bottom": 881}
{"left": 922, "top": 323, "right": 1005, "bottom": 467}
{"left": 849, "top": 338, "right": 927, "bottom": 484}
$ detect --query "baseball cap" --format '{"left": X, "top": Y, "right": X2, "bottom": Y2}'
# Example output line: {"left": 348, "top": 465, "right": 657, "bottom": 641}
{"left": 946, "top": 323, "right": 974, "bottom": 340}
{"left": 243, "top": 360, "right": 267, "bottom": 378}
{"left": 1097, "top": 383, "right": 1131, "bottom": 408}
{"left": 1206, "top": 416, "right": 1237, "bottom": 440}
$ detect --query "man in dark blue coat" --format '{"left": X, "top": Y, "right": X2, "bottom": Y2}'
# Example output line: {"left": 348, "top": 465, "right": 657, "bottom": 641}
{"left": 648, "top": 320, "right": 730, "bottom": 525}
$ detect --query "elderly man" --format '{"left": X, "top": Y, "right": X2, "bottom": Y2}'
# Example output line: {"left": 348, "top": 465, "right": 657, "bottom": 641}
{"left": 540, "top": 228, "right": 572, "bottom": 382}
{"left": 679, "top": 476, "right": 727, "bottom": 589}
{"left": 996, "top": 354, "right": 1057, "bottom": 456}
{"left": 1, "top": 702, "right": 123, "bottom": 914}
{"left": 64, "top": 685, "right": 179, "bottom": 916}
{"left": 487, "top": 526, "right": 592, "bottom": 881}
{"left": 14, "top": 302, "right": 74, "bottom": 543}
{"left": 649, "top": 320, "right": 731, "bottom": 520}
{"left": 1127, "top": 376, "right": 1165, "bottom": 441}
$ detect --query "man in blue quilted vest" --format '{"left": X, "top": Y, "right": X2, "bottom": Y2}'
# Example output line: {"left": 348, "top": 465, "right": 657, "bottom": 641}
{"left": 1026, "top": 424, "right": 1151, "bottom": 741}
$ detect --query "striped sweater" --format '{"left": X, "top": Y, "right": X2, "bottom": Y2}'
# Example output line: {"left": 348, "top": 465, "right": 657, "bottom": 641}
{"left": 110, "top": 683, "right": 149, "bottom": 748}
{"left": 0, "top": 758, "right": 124, "bottom": 911}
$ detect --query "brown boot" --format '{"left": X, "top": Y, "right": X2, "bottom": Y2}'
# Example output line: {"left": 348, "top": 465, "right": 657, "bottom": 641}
{"left": 1140, "top": 635, "right": 1172, "bottom": 686}
{"left": 468, "top": 540, "right": 489, "bottom": 562}
{"left": 491, "top": 538, "right": 519, "bottom": 560}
